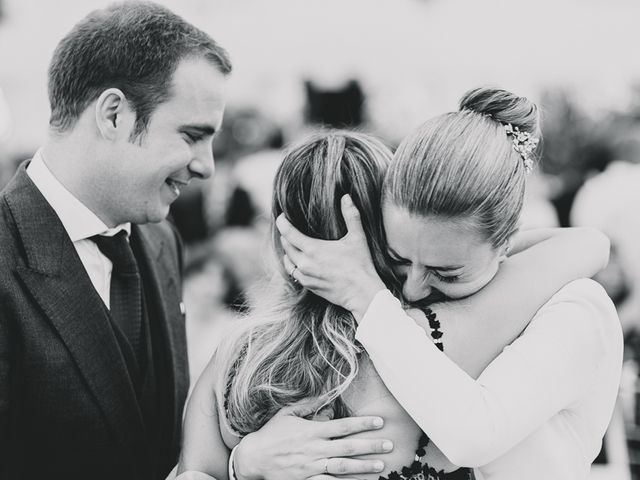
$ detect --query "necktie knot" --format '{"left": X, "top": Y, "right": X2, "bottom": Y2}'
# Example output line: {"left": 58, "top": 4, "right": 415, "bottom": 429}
{"left": 92, "top": 231, "right": 138, "bottom": 274}
{"left": 91, "top": 230, "right": 143, "bottom": 367}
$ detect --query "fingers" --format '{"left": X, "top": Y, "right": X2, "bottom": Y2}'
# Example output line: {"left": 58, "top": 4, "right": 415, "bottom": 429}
{"left": 283, "top": 254, "right": 297, "bottom": 278}
{"left": 276, "top": 214, "right": 312, "bottom": 251}
{"left": 283, "top": 254, "right": 315, "bottom": 288}
{"left": 318, "top": 416, "right": 384, "bottom": 439}
{"left": 324, "top": 438, "right": 393, "bottom": 458}
{"left": 308, "top": 477, "right": 361, "bottom": 480}
{"left": 340, "top": 195, "right": 365, "bottom": 239}
{"left": 311, "top": 457, "right": 385, "bottom": 476}
{"left": 281, "top": 237, "right": 303, "bottom": 269}
{"left": 276, "top": 395, "right": 332, "bottom": 418}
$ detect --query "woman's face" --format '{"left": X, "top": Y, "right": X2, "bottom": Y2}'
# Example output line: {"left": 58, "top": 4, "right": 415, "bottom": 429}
{"left": 382, "top": 203, "right": 507, "bottom": 303}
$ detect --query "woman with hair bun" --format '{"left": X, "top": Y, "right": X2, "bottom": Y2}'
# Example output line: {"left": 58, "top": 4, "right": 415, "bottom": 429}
{"left": 276, "top": 88, "right": 622, "bottom": 479}
{"left": 177, "top": 108, "right": 616, "bottom": 480}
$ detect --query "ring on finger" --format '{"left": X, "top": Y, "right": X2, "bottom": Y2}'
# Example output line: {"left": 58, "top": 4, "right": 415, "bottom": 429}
{"left": 289, "top": 264, "right": 298, "bottom": 278}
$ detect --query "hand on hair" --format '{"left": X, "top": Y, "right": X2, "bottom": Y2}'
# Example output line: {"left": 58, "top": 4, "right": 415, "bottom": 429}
{"left": 233, "top": 396, "right": 391, "bottom": 480}
{"left": 276, "top": 194, "right": 386, "bottom": 322}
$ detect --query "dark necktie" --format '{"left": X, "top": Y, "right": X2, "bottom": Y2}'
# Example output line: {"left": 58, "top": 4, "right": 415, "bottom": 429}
{"left": 92, "top": 231, "right": 142, "bottom": 360}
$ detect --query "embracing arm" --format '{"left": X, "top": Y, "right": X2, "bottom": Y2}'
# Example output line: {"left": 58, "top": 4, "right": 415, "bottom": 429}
{"left": 177, "top": 352, "right": 230, "bottom": 479}
{"left": 357, "top": 279, "right": 621, "bottom": 466}
{"left": 179, "top": 339, "right": 391, "bottom": 480}
{"left": 509, "top": 226, "right": 609, "bottom": 265}
{"left": 276, "top": 196, "right": 610, "bottom": 378}
{"left": 441, "top": 226, "right": 610, "bottom": 378}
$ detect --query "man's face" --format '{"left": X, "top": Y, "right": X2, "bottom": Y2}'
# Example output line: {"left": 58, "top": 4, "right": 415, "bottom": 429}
{"left": 107, "top": 58, "right": 226, "bottom": 225}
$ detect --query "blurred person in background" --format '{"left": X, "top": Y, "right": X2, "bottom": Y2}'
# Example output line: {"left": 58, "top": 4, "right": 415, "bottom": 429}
{"left": 277, "top": 88, "right": 622, "bottom": 479}
{"left": 571, "top": 160, "right": 640, "bottom": 477}
{"left": 571, "top": 160, "right": 640, "bottom": 337}
{"left": 0, "top": 2, "right": 231, "bottom": 478}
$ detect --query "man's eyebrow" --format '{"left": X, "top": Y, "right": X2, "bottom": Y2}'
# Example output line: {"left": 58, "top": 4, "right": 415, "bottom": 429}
{"left": 386, "top": 247, "right": 462, "bottom": 271}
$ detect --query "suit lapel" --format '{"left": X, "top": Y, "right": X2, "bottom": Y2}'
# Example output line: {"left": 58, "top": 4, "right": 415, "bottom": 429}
{"left": 6, "top": 166, "right": 146, "bottom": 454}
{"left": 134, "top": 224, "right": 189, "bottom": 444}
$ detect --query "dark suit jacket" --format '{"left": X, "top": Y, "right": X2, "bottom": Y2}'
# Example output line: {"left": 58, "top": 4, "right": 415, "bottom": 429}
{"left": 0, "top": 164, "right": 190, "bottom": 479}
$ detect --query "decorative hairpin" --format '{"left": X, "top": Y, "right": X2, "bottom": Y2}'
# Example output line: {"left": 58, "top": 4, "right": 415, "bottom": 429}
{"left": 503, "top": 123, "right": 539, "bottom": 174}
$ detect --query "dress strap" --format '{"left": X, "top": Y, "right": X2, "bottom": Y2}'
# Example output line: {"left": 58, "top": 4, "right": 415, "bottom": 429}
{"left": 223, "top": 342, "right": 249, "bottom": 436}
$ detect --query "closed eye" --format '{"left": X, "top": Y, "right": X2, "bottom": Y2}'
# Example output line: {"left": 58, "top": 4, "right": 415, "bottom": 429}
{"left": 181, "top": 125, "right": 216, "bottom": 144}
{"left": 183, "top": 132, "right": 203, "bottom": 143}
{"left": 432, "top": 271, "right": 460, "bottom": 283}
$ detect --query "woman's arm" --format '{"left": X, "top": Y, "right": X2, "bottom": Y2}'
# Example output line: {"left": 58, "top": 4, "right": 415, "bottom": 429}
{"left": 179, "top": 338, "right": 391, "bottom": 480}
{"left": 178, "top": 352, "right": 230, "bottom": 479}
{"left": 509, "top": 226, "right": 609, "bottom": 265}
{"left": 277, "top": 198, "right": 610, "bottom": 378}
{"left": 356, "top": 279, "right": 620, "bottom": 466}
{"left": 441, "top": 226, "right": 610, "bottom": 378}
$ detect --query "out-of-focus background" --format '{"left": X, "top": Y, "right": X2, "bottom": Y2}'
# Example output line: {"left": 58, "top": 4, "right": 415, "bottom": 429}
{"left": 2, "top": 0, "right": 640, "bottom": 477}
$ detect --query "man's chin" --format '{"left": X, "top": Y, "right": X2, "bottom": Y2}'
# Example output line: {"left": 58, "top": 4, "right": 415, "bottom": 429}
{"left": 140, "top": 207, "right": 170, "bottom": 225}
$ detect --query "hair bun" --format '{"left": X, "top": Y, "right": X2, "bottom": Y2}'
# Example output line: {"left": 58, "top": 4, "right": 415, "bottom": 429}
{"left": 459, "top": 87, "right": 540, "bottom": 137}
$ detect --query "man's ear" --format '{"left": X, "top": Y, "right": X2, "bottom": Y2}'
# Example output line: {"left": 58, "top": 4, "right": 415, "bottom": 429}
{"left": 95, "top": 88, "right": 133, "bottom": 140}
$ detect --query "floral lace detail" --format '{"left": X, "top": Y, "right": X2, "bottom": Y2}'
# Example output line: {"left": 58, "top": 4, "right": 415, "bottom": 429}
{"left": 377, "top": 433, "right": 474, "bottom": 480}
{"left": 223, "top": 342, "right": 249, "bottom": 437}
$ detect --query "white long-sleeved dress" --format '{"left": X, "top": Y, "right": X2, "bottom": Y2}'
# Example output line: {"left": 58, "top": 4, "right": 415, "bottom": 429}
{"left": 355, "top": 279, "right": 623, "bottom": 480}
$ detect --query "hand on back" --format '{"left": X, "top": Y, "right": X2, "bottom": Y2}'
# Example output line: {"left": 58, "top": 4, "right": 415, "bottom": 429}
{"left": 234, "top": 396, "right": 392, "bottom": 480}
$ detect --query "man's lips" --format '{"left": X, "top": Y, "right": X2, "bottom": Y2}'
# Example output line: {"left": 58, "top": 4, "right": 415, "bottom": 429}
{"left": 165, "top": 177, "right": 189, "bottom": 195}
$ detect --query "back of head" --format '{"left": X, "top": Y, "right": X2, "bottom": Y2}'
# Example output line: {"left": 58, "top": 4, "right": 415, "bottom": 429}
{"left": 385, "top": 87, "right": 540, "bottom": 247}
{"left": 272, "top": 129, "right": 395, "bottom": 288}
{"left": 48, "top": 0, "right": 232, "bottom": 136}
{"left": 222, "top": 130, "right": 395, "bottom": 434}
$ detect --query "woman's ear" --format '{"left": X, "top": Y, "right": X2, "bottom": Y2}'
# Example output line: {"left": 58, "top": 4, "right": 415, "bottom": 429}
{"left": 95, "top": 88, "right": 134, "bottom": 140}
{"left": 498, "top": 239, "right": 511, "bottom": 263}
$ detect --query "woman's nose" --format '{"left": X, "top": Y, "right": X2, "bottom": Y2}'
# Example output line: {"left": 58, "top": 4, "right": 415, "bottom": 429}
{"left": 402, "top": 267, "right": 432, "bottom": 303}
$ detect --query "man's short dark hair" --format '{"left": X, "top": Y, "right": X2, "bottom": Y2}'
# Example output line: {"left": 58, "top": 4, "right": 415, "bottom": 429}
{"left": 48, "top": 1, "right": 232, "bottom": 136}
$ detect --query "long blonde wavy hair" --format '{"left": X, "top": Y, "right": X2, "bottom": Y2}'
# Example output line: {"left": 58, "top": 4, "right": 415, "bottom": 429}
{"left": 215, "top": 130, "right": 399, "bottom": 435}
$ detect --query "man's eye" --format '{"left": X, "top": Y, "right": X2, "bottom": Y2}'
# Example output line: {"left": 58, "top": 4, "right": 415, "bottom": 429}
{"left": 184, "top": 132, "right": 200, "bottom": 143}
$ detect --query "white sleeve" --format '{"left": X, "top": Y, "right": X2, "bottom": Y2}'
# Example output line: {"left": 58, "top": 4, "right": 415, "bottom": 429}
{"left": 355, "top": 279, "right": 617, "bottom": 467}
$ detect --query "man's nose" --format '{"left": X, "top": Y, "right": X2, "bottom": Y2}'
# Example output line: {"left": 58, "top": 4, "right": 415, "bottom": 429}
{"left": 189, "top": 144, "right": 215, "bottom": 179}
{"left": 402, "top": 267, "right": 432, "bottom": 303}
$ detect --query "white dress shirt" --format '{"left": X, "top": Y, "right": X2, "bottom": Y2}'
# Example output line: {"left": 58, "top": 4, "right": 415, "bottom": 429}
{"left": 26, "top": 150, "right": 131, "bottom": 308}
{"left": 356, "top": 279, "right": 623, "bottom": 480}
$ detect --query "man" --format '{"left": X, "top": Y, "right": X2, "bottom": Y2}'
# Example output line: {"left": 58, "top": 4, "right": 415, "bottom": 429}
{"left": 0, "top": 2, "right": 229, "bottom": 478}
{"left": 0, "top": 2, "right": 389, "bottom": 479}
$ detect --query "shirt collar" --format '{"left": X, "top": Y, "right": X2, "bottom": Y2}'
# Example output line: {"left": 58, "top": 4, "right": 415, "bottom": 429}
{"left": 26, "top": 149, "right": 131, "bottom": 241}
